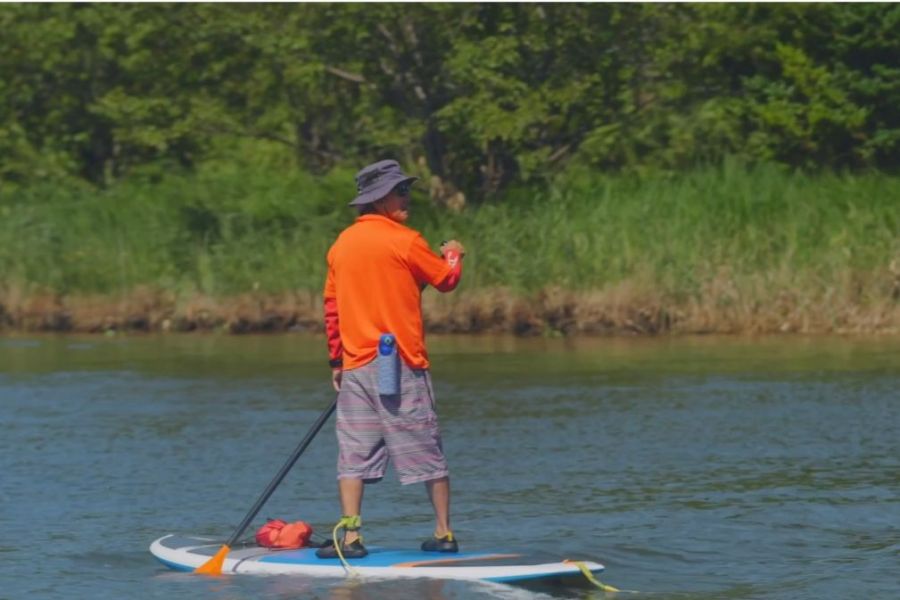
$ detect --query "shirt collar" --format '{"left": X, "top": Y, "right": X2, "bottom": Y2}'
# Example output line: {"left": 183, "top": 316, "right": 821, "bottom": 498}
{"left": 356, "top": 214, "right": 403, "bottom": 226}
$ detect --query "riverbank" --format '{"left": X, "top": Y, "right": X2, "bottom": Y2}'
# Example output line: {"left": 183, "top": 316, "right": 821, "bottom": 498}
{"left": 2, "top": 278, "right": 897, "bottom": 336}
{"left": 1, "top": 162, "right": 897, "bottom": 335}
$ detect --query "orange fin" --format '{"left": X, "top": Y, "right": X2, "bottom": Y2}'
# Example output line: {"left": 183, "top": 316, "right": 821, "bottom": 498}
{"left": 195, "top": 545, "right": 230, "bottom": 575}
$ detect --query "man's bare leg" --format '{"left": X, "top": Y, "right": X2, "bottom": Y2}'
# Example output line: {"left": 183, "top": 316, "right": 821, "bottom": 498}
{"left": 338, "top": 478, "right": 364, "bottom": 544}
{"left": 426, "top": 476, "right": 451, "bottom": 537}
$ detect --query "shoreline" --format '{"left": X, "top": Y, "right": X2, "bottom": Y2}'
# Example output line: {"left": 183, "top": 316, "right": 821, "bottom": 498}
{"left": 5, "top": 165, "right": 897, "bottom": 341}
{"left": 2, "top": 286, "right": 897, "bottom": 336}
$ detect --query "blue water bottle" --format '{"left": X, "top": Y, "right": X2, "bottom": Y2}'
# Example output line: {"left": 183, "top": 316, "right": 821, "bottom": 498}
{"left": 377, "top": 333, "right": 400, "bottom": 396}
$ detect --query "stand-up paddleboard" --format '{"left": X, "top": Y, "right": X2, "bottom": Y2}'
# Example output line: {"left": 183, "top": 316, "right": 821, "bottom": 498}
{"left": 150, "top": 534, "right": 605, "bottom": 587}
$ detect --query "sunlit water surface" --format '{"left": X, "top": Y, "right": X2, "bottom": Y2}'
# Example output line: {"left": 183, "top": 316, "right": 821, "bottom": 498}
{"left": 1, "top": 334, "right": 898, "bottom": 599}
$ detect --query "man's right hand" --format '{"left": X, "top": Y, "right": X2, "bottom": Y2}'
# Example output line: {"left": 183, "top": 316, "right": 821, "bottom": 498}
{"left": 331, "top": 368, "right": 343, "bottom": 392}
{"left": 440, "top": 240, "right": 466, "bottom": 258}
{"left": 440, "top": 240, "right": 465, "bottom": 269}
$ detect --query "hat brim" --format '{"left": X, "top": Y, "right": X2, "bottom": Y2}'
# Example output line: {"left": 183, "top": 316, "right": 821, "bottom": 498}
{"left": 349, "top": 174, "right": 418, "bottom": 206}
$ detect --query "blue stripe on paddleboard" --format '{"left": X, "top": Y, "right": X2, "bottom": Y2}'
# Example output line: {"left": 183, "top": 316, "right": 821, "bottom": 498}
{"left": 153, "top": 555, "right": 194, "bottom": 572}
{"left": 259, "top": 546, "right": 513, "bottom": 567}
{"left": 485, "top": 568, "right": 603, "bottom": 584}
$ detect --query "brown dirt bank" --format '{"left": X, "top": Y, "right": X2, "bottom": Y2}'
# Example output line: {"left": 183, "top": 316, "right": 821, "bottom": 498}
{"left": 1, "top": 279, "right": 897, "bottom": 336}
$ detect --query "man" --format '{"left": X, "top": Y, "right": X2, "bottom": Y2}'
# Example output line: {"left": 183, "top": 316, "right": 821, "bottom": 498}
{"left": 317, "top": 159, "right": 465, "bottom": 559}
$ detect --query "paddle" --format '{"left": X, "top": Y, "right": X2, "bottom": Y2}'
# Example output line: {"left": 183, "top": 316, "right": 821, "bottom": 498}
{"left": 195, "top": 398, "right": 337, "bottom": 575}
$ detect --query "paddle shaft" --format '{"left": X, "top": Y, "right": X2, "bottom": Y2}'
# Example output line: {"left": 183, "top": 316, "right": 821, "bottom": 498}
{"left": 223, "top": 398, "right": 336, "bottom": 548}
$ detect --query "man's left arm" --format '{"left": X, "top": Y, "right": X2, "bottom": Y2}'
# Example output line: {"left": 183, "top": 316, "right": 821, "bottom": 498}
{"left": 323, "top": 263, "right": 343, "bottom": 391}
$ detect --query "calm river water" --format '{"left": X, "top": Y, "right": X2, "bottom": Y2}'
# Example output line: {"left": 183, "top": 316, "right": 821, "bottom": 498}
{"left": 1, "top": 334, "right": 898, "bottom": 599}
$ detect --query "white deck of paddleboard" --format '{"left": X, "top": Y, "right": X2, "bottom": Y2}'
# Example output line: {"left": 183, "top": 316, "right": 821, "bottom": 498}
{"left": 150, "top": 535, "right": 604, "bottom": 584}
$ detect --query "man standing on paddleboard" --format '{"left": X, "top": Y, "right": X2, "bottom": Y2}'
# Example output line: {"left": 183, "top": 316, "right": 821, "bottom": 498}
{"left": 318, "top": 159, "right": 465, "bottom": 559}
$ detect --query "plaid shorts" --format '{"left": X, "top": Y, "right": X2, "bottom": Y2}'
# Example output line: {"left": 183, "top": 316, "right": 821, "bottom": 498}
{"left": 335, "top": 360, "right": 448, "bottom": 485}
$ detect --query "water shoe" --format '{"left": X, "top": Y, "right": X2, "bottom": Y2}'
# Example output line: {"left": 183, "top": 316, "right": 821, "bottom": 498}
{"left": 315, "top": 539, "right": 368, "bottom": 559}
{"left": 421, "top": 532, "right": 459, "bottom": 553}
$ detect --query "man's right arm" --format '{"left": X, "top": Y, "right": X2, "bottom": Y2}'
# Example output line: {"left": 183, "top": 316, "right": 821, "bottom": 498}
{"left": 435, "top": 240, "right": 465, "bottom": 292}
{"left": 408, "top": 235, "right": 465, "bottom": 292}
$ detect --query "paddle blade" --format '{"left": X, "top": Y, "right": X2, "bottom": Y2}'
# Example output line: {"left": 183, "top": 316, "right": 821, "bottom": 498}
{"left": 194, "top": 544, "right": 230, "bottom": 575}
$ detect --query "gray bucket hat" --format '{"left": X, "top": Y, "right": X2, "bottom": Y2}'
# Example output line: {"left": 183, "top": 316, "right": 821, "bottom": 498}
{"left": 349, "top": 159, "right": 418, "bottom": 206}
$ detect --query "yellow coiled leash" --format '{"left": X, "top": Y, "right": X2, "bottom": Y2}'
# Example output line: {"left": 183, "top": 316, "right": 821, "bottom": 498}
{"left": 565, "top": 559, "right": 622, "bottom": 593}
{"left": 332, "top": 515, "right": 362, "bottom": 577}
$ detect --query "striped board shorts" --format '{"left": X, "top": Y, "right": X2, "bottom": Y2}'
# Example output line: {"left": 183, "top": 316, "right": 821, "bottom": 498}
{"left": 336, "top": 360, "right": 448, "bottom": 485}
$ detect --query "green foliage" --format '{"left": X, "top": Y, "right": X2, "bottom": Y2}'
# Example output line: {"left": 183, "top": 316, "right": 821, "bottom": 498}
{"left": 1, "top": 4, "right": 898, "bottom": 194}
{"left": 2, "top": 162, "right": 896, "bottom": 300}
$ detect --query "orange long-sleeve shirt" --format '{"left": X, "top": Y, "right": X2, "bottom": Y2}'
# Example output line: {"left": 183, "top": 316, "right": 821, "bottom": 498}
{"left": 323, "top": 215, "right": 461, "bottom": 370}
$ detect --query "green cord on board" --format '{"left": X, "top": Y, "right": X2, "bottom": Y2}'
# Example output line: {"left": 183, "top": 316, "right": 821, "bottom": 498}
{"left": 567, "top": 560, "right": 621, "bottom": 592}
{"left": 332, "top": 515, "right": 362, "bottom": 577}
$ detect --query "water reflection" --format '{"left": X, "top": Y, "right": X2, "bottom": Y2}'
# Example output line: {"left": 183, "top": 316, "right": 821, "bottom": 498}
{"left": 3, "top": 334, "right": 899, "bottom": 600}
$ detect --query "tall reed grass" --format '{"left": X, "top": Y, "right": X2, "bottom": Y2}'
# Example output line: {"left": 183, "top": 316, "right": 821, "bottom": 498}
{"left": 492, "top": 163, "right": 890, "bottom": 285}
{"left": 1, "top": 160, "right": 897, "bottom": 333}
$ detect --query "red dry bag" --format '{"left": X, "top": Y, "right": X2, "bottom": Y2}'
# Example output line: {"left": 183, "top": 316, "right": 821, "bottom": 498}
{"left": 255, "top": 518, "right": 314, "bottom": 549}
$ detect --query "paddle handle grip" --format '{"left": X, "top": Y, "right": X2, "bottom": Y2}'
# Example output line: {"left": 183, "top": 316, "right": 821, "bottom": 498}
{"left": 225, "top": 398, "right": 337, "bottom": 547}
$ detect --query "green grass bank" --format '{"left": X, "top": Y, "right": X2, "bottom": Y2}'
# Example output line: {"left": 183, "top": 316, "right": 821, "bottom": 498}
{"left": 1, "top": 162, "right": 897, "bottom": 335}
